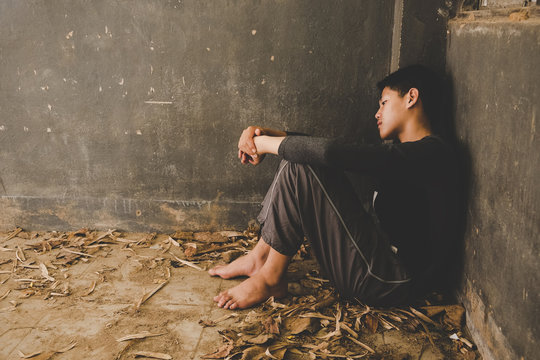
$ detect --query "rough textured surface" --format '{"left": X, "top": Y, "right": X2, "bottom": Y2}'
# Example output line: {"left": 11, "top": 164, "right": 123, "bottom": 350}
{"left": 391, "top": 0, "right": 455, "bottom": 73}
{"left": 0, "top": 230, "right": 479, "bottom": 359}
{"left": 447, "top": 17, "right": 540, "bottom": 360}
{"left": 0, "top": 0, "right": 392, "bottom": 231}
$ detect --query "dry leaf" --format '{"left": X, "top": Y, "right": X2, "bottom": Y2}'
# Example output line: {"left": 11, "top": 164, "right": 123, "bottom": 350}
{"left": 56, "top": 341, "right": 77, "bottom": 353}
{"left": 199, "top": 319, "right": 216, "bottom": 327}
{"left": 312, "top": 296, "right": 336, "bottom": 310}
{"left": 171, "top": 231, "right": 194, "bottom": 240}
{"left": 364, "top": 313, "right": 378, "bottom": 333}
{"left": 300, "top": 279, "right": 320, "bottom": 289}
{"left": 194, "top": 232, "right": 228, "bottom": 243}
{"left": 116, "top": 331, "right": 165, "bottom": 342}
{"left": 240, "top": 346, "right": 266, "bottom": 360}
{"left": 246, "top": 333, "right": 275, "bottom": 344}
{"left": 135, "top": 281, "right": 168, "bottom": 309}
{"left": 133, "top": 351, "right": 172, "bottom": 359}
{"left": 265, "top": 347, "right": 279, "bottom": 359}
{"left": 184, "top": 243, "right": 204, "bottom": 257}
{"left": 168, "top": 252, "right": 203, "bottom": 271}
{"left": 167, "top": 236, "right": 181, "bottom": 247}
{"left": 346, "top": 335, "right": 375, "bottom": 353}
{"left": 340, "top": 323, "right": 358, "bottom": 338}
{"left": 218, "top": 230, "right": 244, "bottom": 238}
{"left": 62, "top": 248, "right": 95, "bottom": 258}
{"left": 5, "top": 227, "right": 23, "bottom": 241}
{"left": 201, "top": 342, "right": 233, "bottom": 359}
{"left": 0, "top": 289, "right": 10, "bottom": 300}
{"left": 266, "top": 346, "right": 287, "bottom": 360}
{"left": 82, "top": 281, "right": 96, "bottom": 296}
{"left": 410, "top": 307, "right": 438, "bottom": 326}
{"left": 17, "top": 350, "right": 41, "bottom": 358}
{"left": 23, "top": 351, "right": 55, "bottom": 360}
{"left": 18, "top": 342, "right": 76, "bottom": 360}
{"left": 285, "top": 317, "right": 318, "bottom": 335}
{"left": 311, "top": 351, "right": 367, "bottom": 359}
{"left": 39, "top": 263, "right": 54, "bottom": 282}
{"left": 263, "top": 315, "right": 281, "bottom": 335}
{"left": 419, "top": 305, "right": 447, "bottom": 317}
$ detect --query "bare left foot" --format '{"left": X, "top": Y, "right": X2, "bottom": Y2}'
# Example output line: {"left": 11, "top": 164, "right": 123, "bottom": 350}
{"left": 214, "top": 272, "right": 288, "bottom": 310}
{"left": 208, "top": 238, "right": 270, "bottom": 279}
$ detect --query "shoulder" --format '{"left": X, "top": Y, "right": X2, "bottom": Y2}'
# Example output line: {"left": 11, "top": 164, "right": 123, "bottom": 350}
{"left": 393, "top": 135, "right": 453, "bottom": 159}
{"left": 390, "top": 136, "right": 457, "bottom": 178}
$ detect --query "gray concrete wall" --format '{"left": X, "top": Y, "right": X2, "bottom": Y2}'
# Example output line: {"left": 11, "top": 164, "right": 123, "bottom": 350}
{"left": 391, "top": 0, "right": 455, "bottom": 73}
{"left": 447, "top": 15, "right": 540, "bottom": 360}
{"left": 0, "top": 0, "right": 393, "bottom": 231}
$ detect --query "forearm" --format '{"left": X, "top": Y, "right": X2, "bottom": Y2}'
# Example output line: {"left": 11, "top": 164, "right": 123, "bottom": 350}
{"left": 254, "top": 136, "right": 286, "bottom": 155}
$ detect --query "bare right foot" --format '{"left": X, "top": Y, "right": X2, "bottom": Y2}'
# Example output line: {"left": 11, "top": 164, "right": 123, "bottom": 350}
{"left": 214, "top": 271, "right": 288, "bottom": 309}
{"left": 208, "top": 238, "right": 270, "bottom": 279}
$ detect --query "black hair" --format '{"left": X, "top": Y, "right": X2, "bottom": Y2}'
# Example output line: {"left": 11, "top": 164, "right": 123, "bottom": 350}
{"left": 377, "top": 64, "right": 445, "bottom": 135}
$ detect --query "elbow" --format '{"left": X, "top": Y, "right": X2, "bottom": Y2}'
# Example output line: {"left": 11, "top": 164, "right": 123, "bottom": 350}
{"left": 322, "top": 142, "right": 341, "bottom": 167}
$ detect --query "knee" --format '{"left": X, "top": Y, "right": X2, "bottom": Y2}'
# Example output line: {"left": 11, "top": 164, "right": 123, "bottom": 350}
{"left": 278, "top": 160, "right": 310, "bottom": 177}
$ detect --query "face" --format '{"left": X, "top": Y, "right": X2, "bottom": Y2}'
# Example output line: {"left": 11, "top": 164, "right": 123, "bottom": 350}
{"left": 375, "top": 87, "right": 408, "bottom": 140}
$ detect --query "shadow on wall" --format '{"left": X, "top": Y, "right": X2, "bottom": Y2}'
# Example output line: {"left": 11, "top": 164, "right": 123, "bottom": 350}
{"left": 440, "top": 71, "right": 472, "bottom": 299}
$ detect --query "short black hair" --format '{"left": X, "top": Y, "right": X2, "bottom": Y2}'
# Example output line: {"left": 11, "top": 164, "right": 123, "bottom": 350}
{"left": 377, "top": 65, "right": 444, "bottom": 131}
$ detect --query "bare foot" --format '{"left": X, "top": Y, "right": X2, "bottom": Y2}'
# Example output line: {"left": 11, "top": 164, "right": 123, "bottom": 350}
{"left": 213, "top": 272, "right": 288, "bottom": 310}
{"left": 208, "top": 240, "right": 270, "bottom": 279}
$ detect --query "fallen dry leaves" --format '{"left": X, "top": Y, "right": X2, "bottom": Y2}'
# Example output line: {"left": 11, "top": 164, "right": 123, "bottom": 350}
{"left": 0, "top": 227, "right": 477, "bottom": 359}
{"left": 200, "top": 289, "right": 476, "bottom": 360}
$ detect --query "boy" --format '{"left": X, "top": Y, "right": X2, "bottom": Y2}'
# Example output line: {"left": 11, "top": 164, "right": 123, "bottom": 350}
{"left": 210, "top": 65, "right": 458, "bottom": 310}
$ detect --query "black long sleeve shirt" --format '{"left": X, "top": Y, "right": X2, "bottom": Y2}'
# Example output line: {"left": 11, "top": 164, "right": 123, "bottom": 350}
{"left": 278, "top": 135, "right": 459, "bottom": 283}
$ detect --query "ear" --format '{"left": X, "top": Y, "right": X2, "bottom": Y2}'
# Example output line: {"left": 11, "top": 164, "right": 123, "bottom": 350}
{"left": 405, "top": 88, "right": 420, "bottom": 109}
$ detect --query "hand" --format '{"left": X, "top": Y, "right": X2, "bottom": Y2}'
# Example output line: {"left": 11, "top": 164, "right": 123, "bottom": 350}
{"left": 238, "top": 126, "right": 264, "bottom": 165}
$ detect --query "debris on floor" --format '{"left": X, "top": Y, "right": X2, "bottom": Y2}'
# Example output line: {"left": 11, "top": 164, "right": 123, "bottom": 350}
{"left": 0, "top": 228, "right": 480, "bottom": 359}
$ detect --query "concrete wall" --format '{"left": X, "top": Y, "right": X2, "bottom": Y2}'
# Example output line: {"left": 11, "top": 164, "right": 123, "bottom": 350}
{"left": 447, "top": 14, "right": 539, "bottom": 360}
{"left": 0, "top": 0, "right": 393, "bottom": 231}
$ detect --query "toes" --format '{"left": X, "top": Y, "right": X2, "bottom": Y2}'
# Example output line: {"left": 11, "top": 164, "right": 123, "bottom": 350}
{"left": 208, "top": 265, "right": 223, "bottom": 276}
{"left": 229, "top": 302, "right": 238, "bottom": 310}
{"left": 213, "top": 291, "right": 226, "bottom": 303}
{"left": 223, "top": 299, "right": 234, "bottom": 309}
{"left": 217, "top": 292, "right": 232, "bottom": 308}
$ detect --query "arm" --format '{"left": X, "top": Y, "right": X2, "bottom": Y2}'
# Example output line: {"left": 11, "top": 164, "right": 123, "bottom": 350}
{"left": 278, "top": 135, "right": 444, "bottom": 178}
{"left": 237, "top": 126, "right": 288, "bottom": 165}
{"left": 253, "top": 135, "right": 286, "bottom": 156}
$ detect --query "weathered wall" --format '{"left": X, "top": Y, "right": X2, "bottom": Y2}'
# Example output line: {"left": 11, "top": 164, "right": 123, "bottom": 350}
{"left": 447, "top": 14, "right": 540, "bottom": 360}
{"left": 0, "top": 0, "right": 393, "bottom": 231}
{"left": 391, "top": 0, "right": 455, "bottom": 73}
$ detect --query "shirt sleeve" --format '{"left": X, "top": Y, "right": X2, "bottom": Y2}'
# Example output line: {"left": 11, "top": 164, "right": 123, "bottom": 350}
{"left": 277, "top": 135, "right": 445, "bottom": 179}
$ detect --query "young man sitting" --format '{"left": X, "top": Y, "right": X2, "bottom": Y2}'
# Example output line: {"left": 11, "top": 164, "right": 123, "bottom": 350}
{"left": 209, "top": 65, "right": 458, "bottom": 310}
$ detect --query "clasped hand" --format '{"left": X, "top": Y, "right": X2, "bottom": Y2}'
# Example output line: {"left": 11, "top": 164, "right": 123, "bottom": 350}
{"left": 238, "top": 126, "right": 264, "bottom": 165}
{"left": 237, "top": 126, "right": 287, "bottom": 165}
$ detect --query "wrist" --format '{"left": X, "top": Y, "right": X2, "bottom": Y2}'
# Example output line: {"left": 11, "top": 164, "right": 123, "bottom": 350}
{"left": 255, "top": 135, "right": 284, "bottom": 155}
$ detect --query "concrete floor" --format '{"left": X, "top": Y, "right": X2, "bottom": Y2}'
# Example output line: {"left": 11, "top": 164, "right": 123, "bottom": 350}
{"left": 0, "top": 230, "right": 478, "bottom": 359}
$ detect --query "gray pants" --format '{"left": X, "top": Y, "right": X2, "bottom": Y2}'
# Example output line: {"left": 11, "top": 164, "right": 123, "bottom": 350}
{"left": 257, "top": 160, "right": 412, "bottom": 306}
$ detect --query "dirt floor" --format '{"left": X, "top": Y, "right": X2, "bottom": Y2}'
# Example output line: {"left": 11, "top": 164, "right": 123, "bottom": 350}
{"left": 0, "top": 229, "right": 481, "bottom": 360}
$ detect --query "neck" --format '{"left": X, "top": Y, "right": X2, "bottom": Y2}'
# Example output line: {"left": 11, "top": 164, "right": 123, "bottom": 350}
{"left": 398, "top": 114, "right": 432, "bottom": 142}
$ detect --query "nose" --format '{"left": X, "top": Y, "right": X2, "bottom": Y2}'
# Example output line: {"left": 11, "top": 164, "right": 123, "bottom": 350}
{"left": 375, "top": 110, "right": 381, "bottom": 120}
